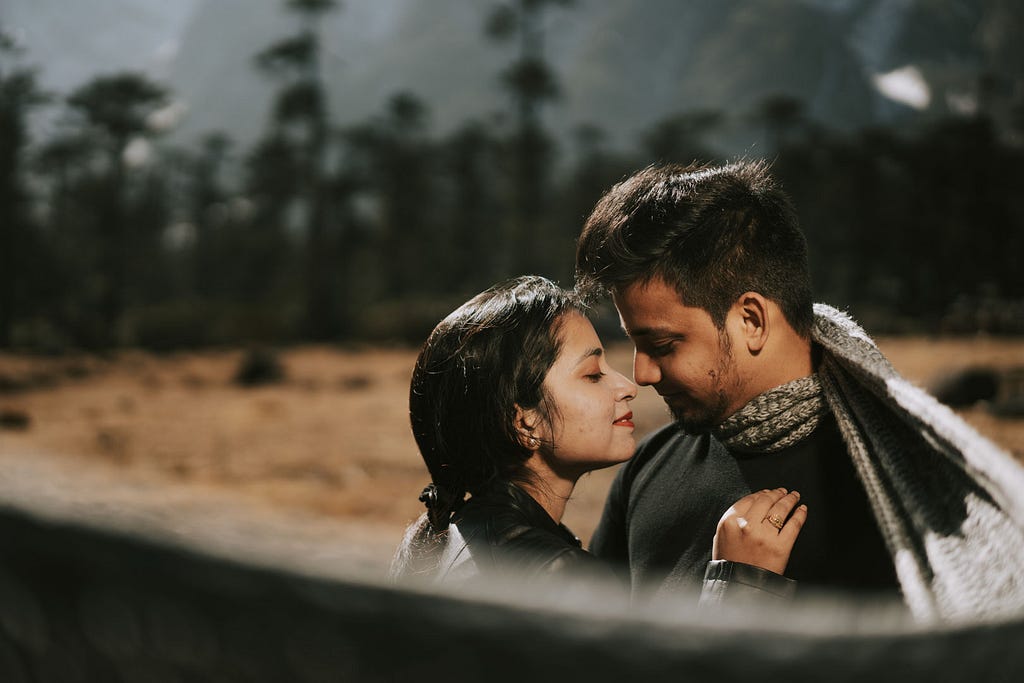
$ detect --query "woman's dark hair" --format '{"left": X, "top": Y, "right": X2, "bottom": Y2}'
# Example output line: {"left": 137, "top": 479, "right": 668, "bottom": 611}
{"left": 575, "top": 160, "right": 814, "bottom": 338}
{"left": 390, "top": 275, "right": 583, "bottom": 578}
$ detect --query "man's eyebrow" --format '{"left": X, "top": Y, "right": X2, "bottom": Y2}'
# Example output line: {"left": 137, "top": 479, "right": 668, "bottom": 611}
{"left": 620, "top": 325, "right": 678, "bottom": 338}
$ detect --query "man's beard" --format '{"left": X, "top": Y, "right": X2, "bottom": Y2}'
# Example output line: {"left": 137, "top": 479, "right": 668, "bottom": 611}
{"left": 669, "top": 329, "right": 736, "bottom": 434}
{"left": 669, "top": 391, "right": 731, "bottom": 434}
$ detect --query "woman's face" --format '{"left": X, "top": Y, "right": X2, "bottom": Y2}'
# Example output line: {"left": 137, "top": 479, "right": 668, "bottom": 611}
{"left": 530, "top": 312, "right": 637, "bottom": 477}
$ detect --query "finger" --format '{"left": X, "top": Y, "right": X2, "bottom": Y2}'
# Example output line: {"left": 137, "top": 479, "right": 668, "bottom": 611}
{"left": 765, "top": 490, "right": 802, "bottom": 527}
{"left": 721, "top": 490, "right": 769, "bottom": 523}
{"left": 729, "top": 491, "right": 766, "bottom": 518}
{"left": 737, "top": 489, "right": 777, "bottom": 520}
{"left": 748, "top": 488, "right": 788, "bottom": 523}
{"left": 779, "top": 504, "right": 809, "bottom": 544}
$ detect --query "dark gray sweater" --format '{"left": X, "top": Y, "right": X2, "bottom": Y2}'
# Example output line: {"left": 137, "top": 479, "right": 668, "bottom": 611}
{"left": 591, "top": 415, "right": 898, "bottom": 597}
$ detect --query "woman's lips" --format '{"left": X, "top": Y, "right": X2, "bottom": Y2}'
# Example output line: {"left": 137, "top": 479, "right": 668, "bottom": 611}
{"left": 613, "top": 411, "right": 634, "bottom": 428}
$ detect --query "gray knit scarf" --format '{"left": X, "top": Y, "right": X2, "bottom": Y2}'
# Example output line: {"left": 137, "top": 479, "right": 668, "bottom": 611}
{"left": 812, "top": 303, "right": 1024, "bottom": 623}
{"left": 714, "top": 374, "right": 827, "bottom": 453}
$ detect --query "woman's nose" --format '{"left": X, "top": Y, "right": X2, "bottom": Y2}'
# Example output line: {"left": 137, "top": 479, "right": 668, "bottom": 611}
{"left": 615, "top": 371, "right": 638, "bottom": 401}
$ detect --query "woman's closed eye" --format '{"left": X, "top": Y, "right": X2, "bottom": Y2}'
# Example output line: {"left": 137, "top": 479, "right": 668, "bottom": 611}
{"left": 585, "top": 371, "right": 606, "bottom": 383}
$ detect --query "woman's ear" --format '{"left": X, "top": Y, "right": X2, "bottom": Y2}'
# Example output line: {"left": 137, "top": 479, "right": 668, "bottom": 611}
{"left": 514, "top": 404, "right": 542, "bottom": 451}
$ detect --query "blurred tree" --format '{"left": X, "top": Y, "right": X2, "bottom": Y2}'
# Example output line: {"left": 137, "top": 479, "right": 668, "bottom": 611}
{"left": 126, "top": 166, "right": 175, "bottom": 306}
{"left": 485, "top": 0, "right": 573, "bottom": 275}
{"left": 752, "top": 94, "right": 806, "bottom": 154}
{"left": 345, "top": 92, "right": 437, "bottom": 298}
{"left": 254, "top": 0, "right": 342, "bottom": 340}
{"left": 64, "top": 72, "right": 169, "bottom": 345}
{"left": 554, "top": 123, "right": 634, "bottom": 283}
{"left": 903, "top": 116, "right": 1021, "bottom": 325}
{"left": 640, "top": 109, "right": 724, "bottom": 165}
{"left": 773, "top": 107, "right": 1024, "bottom": 334}
{"left": 0, "top": 32, "right": 49, "bottom": 348}
{"left": 3, "top": 4, "right": 1020, "bottom": 348}
{"left": 977, "top": 0, "right": 1024, "bottom": 145}
{"left": 439, "top": 120, "right": 501, "bottom": 293}
{"left": 189, "top": 132, "right": 233, "bottom": 298}
{"left": 33, "top": 133, "right": 105, "bottom": 347}
{"left": 237, "top": 133, "right": 299, "bottom": 309}
{"left": 774, "top": 126, "right": 881, "bottom": 315}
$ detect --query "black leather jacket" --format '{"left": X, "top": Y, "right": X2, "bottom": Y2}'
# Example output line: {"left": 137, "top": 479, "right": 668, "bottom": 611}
{"left": 436, "top": 480, "right": 610, "bottom": 583}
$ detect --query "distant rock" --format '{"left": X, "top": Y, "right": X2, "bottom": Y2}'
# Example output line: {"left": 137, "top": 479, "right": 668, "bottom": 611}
{"left": 233, "top": 348, "right": 285, "bottom": 387}
{"left": 988, "top": 368, "right": 1024, "bottom": 419}
{"left": 989, "top": 398, "right": 1024, "bottom": 419}
{"left": 0, "top": 371, "right": 57, "bottom": 394}
{"left": 929, "top": 367, "right": 1000, "bottom": 407}
{"left": 338, "top": 374, "right": 371, "bottom": 392}
{"left": 0, "top": 408, "right": 31, "bottom": 430}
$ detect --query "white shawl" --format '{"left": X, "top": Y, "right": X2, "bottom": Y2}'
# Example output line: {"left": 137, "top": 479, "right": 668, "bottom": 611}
{"left": 814, "top": 303, "right": 1024, "bottom": 622}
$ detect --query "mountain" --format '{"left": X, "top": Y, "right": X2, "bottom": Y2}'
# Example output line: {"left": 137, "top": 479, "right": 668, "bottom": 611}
{"left": 1, "top": 0, "right": 198, "bottom": 90}
{"left": 165, "top": 0, "right": 891, "bottom": 151}
{"left": 3, "top": 0, "right": 1018, "bottom": 154}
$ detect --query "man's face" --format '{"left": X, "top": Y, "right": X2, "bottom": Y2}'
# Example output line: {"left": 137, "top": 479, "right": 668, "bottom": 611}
{"left": 612, "top": 278, "right": 744, "bottom": 433}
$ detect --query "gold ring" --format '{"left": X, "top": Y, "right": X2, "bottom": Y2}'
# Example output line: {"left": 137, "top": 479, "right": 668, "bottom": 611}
{"left": 765, "top": 514, "right": 785, "bottom": 530}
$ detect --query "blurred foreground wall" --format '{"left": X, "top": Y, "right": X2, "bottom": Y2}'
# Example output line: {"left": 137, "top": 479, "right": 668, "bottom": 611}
{"left": 1, "top": 494, "right": 1023, "bottom": 681}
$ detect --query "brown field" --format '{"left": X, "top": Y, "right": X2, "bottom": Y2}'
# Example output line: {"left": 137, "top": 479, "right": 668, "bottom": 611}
{"left": 1, "top": 338, "right": 1022, "bottom": 575}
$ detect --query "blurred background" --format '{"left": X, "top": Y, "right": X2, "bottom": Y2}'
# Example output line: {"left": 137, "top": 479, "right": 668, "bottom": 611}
{"left": 0, "top": 0, "right": 1022, "bottom": 573}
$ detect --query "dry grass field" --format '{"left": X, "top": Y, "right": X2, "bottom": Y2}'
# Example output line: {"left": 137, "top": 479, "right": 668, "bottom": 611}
{"left": 1, "top": 337, "right": 1022, "bottom": 575}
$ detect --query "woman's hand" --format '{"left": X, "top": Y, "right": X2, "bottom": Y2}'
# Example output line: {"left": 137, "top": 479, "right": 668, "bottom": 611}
{"left": 712, "top": 488, "right": 807, "bottom": 575}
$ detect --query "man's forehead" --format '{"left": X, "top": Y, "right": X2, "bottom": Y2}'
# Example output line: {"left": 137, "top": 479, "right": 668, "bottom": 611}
{"left": 612, "top": 279, "right": 712, "bottom": 336}
{"left": 612, "top": 277, "right": 685, "bottom": 312}
{"left": 613, "top": 274, "right": 682, "bottom": 298}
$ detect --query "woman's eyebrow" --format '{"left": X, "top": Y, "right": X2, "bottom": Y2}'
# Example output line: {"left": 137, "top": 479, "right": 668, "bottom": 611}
{"left": 574, "top": 347, "right": 603, "bottom": 366}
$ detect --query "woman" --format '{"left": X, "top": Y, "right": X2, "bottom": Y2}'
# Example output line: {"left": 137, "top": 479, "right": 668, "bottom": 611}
{"left": 390, "top": 276, "right": 804, "bottom": 593}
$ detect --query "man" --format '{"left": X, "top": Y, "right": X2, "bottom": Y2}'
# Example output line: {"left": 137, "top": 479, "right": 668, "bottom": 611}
{"left": 575, "top": 160, "right": 1024, "bottom": 622}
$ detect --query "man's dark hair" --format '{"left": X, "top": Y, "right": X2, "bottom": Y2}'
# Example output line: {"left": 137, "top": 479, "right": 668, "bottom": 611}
{"left": 575, "top": 160, "right": 814, "bottom": 337}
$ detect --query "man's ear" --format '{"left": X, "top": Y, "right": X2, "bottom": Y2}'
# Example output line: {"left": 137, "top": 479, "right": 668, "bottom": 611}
{"left": 733, "top": 292, "right": 770, "bottom": 354}
{"left": 514, "top": 404, "right": 542, "bottom": 451}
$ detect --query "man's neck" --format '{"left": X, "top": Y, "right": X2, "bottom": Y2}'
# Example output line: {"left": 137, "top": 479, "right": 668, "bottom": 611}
{"left": 738, "top": 331, "right": 815, "bottom": 409}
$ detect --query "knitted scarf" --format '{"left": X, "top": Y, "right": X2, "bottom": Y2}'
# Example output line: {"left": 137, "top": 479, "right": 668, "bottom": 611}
{"left": 714, "top": 374, "right": 827, "bottom": 453}
{"left": 812, "top": 303, "right": 1024, "bottom": 623}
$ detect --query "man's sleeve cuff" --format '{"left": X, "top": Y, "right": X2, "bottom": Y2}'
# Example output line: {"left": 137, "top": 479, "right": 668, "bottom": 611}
{"left": 699, "top": 559, "right": 798, "bottom": 606}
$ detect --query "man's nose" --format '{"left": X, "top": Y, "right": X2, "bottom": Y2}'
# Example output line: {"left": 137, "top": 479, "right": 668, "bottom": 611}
{"left": 633, "top": 350, "right": 661, "bottom": 386}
